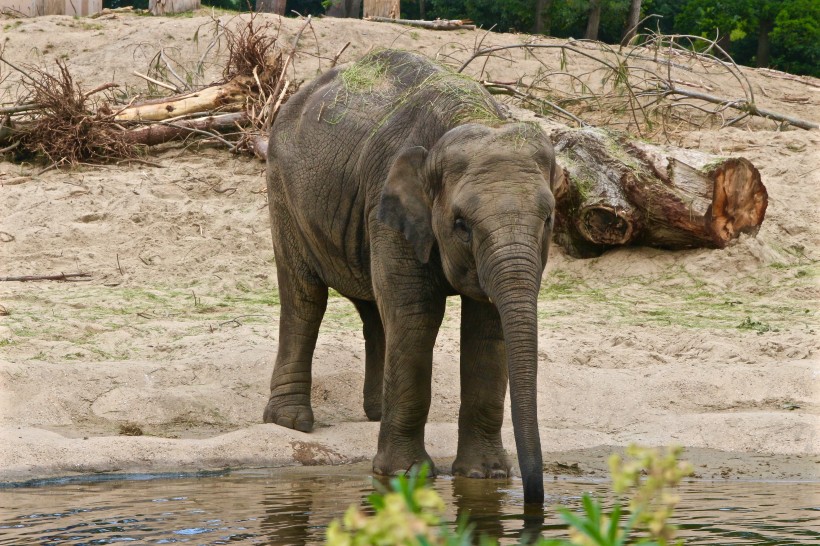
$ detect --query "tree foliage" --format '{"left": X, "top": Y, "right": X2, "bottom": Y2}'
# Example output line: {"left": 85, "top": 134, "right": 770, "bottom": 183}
{"left": 421, "top": 0, "right": 817, "bottom": 77}
{"left": 103, "top": 0, "right": 818, "bottom": 76}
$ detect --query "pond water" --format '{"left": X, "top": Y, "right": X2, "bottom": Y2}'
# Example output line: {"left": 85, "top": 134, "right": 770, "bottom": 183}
{"left": 0, "top": 469, "right": 817, "bottom": 545}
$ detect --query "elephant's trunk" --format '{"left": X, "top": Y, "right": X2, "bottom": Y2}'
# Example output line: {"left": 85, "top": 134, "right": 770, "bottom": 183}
{"left": 483, "top": 244, "right": 544, "bottom": 505}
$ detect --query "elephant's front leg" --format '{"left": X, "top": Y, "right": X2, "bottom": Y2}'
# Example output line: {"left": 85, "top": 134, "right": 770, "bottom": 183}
{"left": 373, "top": 297, "right": 445, "bottom": 476}
{"left": 263, "top": 265, "right": 328, "bottom": 432}
{"left": 453, "top": 296, "right": 511, "bottom": 478}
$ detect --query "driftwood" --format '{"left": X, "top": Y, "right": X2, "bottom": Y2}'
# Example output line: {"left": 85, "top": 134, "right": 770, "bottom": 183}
{"left": 551, "top": 127, "right": 767, "bottom": 257}
{"left": 366, "top": 16, "right": 476, "bottom": 30}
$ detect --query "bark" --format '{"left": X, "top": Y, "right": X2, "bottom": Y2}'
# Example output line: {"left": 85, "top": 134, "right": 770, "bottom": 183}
{"left": 256, "top": 0, "right": 287, "bottom": 14}
{"left": 756, "top": 18, "right": 773, "bottom": 68}
{"left": 550, "top": 127, "right": 768, "bottom": 258}
{"left": 367, "top": 16, "right": 475, "bottom": 30}
{"left": 535, "top": 0, "right": 552, "bottom": 35}
{"left": 585, "top": 0, "right": 602, "bottom": 41}
{"left": 148, "top": 0, "right": 200, "bottom": 16}
{"left": 326, "top": 0, "right": 361, "bottom": 18}
{"left": 122, "top": 112, "right": 248, "bottom": 147}
{"left": 115, "top": 77, "right": 254, "bottom": 122}
{"left": 621, "top": 0, "right": 642, "bottom": 45}
{"left": 363, "top": 0, "right": 399, "bottom": 18}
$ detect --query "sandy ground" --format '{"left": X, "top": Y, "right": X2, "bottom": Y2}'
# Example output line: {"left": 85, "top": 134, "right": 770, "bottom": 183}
{"left": 0, "top": 11, "right": 818, "bottom": 485}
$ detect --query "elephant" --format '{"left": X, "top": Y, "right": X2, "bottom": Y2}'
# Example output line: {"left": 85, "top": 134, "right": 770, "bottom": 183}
{"left": 263, "top": 49, "right": 560, "bottom": 505}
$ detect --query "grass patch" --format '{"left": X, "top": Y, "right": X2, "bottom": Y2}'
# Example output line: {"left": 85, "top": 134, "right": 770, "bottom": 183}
{"left": 537, "top": 263, "right": 817, "bottom": 331}
{"left": 340, "top": 58, "right": 388, "bottom": 94}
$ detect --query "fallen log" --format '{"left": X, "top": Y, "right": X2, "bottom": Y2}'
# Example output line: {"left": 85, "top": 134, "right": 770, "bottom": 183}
{"left": 366, "top": 16, "right": 477, "bottom": 30}
{"left": 123, "top": 112, "right": 249, "bottom": 147}
{"left": 551, "top": 127, "right": 767, "bottom": 257}
{"left": 115, "top": 77, "right": 254, "bottom": 122}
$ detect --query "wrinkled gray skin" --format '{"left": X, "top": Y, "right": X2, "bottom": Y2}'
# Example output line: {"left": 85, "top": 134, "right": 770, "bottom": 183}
{"left": 264, "top": 50, "right": 560, "bottom": 504}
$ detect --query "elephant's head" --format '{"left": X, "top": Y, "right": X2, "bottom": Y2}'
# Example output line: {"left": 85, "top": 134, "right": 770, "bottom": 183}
{"left": 378, "top": 122, "right": 561, "bottom": 504}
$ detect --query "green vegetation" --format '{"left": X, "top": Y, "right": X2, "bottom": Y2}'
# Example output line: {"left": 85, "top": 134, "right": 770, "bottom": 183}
{"left": 2, "top": 281, "right": 361, "bottom": 363}
{"left": 102, "top": 1, "right": 817, "bottom": 76}
{"left": 413, "top": 0, "right": 818, "bottom": 77}
{"left": 325, "top": 446, "right": 693, "bottom": 546}
{"left": 538, "top": 262, "right": 817, "bottom": 331}
{"left": 341, "top": 58, "right": 389, "bottom": 94}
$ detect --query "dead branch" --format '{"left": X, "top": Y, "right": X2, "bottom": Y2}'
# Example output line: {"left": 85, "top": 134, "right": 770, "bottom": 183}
{"left": 1, "top": 59, "right": 137, "bottom": 165}
{"left": 1, "top": 273, "right": 92, "bottom": 282}
{"left": 661, "top": 84, "right": 819, "bottom": 130}
{"left": 0, "top": 103, "right": 39, "bottom": 115}
{"left": 0, "top": 175, "right": 30, "bottom": 185}
{"left": 132, "top": 71, "right": 179, "bottom": 92}
{"left": 250, "top": 134, "right": 268, "bottom": 160}
{"left": 366, "top": 17, "right": 476, "bottom": 30}
{"left": 456, "top": 35, "right": 818, "bottom": 134}
{"left": 123, "top": 112, "right": 248, "bottom": 147}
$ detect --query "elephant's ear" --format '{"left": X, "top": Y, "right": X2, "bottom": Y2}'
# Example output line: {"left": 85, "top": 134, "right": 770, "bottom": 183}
{"left": 377, "top": 146, "right": 435, "bottom": 264}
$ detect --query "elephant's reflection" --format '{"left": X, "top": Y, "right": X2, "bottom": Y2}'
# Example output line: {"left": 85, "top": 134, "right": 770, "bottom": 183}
{"left": 452, "top": 476, "right": 544, "bottom": 544}
{"left": 260, "top": 477, "right": 315, "bottom": 546}
{"left": 261, "top": 476, "right": 373, "bottom": 545}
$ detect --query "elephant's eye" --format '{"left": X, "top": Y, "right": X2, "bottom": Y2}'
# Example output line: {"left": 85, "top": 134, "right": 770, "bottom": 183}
{"left": 453, "top": 217, "right": 472, "bottom": 243}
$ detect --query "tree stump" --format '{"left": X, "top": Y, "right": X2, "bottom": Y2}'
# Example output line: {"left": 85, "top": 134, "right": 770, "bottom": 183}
{"left": 551, "top": 128, "right": 768, "bottom": 257}
{"left": 363, "top": 0, "right": 399, "bottom": 18}
{"left": 256, "top": 0, "right": 287, "bottom": 15}
{"left": 326, "top": 0, "right": 362, "bottom": 18}
{"left": 148, "top": 0, "right": 200, "bottom": 16}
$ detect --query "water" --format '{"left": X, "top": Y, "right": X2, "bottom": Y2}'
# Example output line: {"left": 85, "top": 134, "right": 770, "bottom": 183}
{"left": 0, "top": 469, "right": 817, "bottom": 545}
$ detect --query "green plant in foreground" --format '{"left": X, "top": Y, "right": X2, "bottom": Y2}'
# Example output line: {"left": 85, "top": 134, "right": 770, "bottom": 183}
{"left": 326, "top": 463, "right": 477, "bottom": 546}
{"left": 544, "top": 446, "right": 693, "bottom": 546}
{"left": 325, "top": 446, "right": 692, "bottom": 546}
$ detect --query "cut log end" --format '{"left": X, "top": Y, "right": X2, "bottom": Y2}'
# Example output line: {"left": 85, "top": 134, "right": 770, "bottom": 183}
{"left": 576, "top": 204, "right": 635, "bottom": 245}
{"left": 708, "top": 158, "right": 768, "bottom": 246}
{"left": 550, "top": 128, "right": 768, "bottom": 258}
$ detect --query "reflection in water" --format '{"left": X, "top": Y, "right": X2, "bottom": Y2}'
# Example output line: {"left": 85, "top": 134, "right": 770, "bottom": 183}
{"left": 450, "top": 476, "right": 543, "bottom": 543}
{"left": 0, "top": 471, "right": 817, "bottom": 545}
{"left": 260, "top": 478, "right": 314, "bottom": 546}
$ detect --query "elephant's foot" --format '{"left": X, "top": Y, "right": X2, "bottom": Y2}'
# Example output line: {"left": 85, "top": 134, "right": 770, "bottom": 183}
{"left": 453, "top": 438, "right": 510, "bottom": 479}
{"left": 363, "top": 397, "right": 382, "bottom": 422}
{"left": 373, "top": 443, "right": 435, "bottom": 476}
{"left": 263, "top": 395, "right": 314, "bottom": 432}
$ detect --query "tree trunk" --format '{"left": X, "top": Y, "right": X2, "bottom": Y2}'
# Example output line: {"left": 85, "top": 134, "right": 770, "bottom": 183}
{"left": 148, "top": 0, "right": 200, "bottom": 15}
{"left": 256, "top": 0, "right": 287, "bottom": 14}
{"left": 363, "top": 0, "right": 399, "bottom": 18}
{"left": 585, "top": 0, "right": 602, "bottom": 40}
{"left": 535, "top": 0, "right": 552, "bottom": 35}
{"left": 550, "top": 128, "right": 768, "bottom": 257}
{"left": 122, "top": 113, "right": 248, "bottom": 147}
{"left": 326, "top": 0, "right": 362, "bottom": 18}
{"left": 419, "top": 0, "right": 425, "bottom": 19}
{"left": 621, "top": 0, "right": 641, "bottom": 45}
{"left": 756, "top": 18, "right": 773, "bottom": 67}
{"left": 114, "top": 77, "right": 254, "bottom": 122}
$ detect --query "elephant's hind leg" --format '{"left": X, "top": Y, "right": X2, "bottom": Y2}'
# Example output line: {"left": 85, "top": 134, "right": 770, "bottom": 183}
{"left": 453, "top": 296, "right": 511, "bottom": 478}
{"left": 263, "top": 264, "right": 328, "bottom": 432}
{"left": 351, "top": 299, "right": 385, "bottom": 421}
